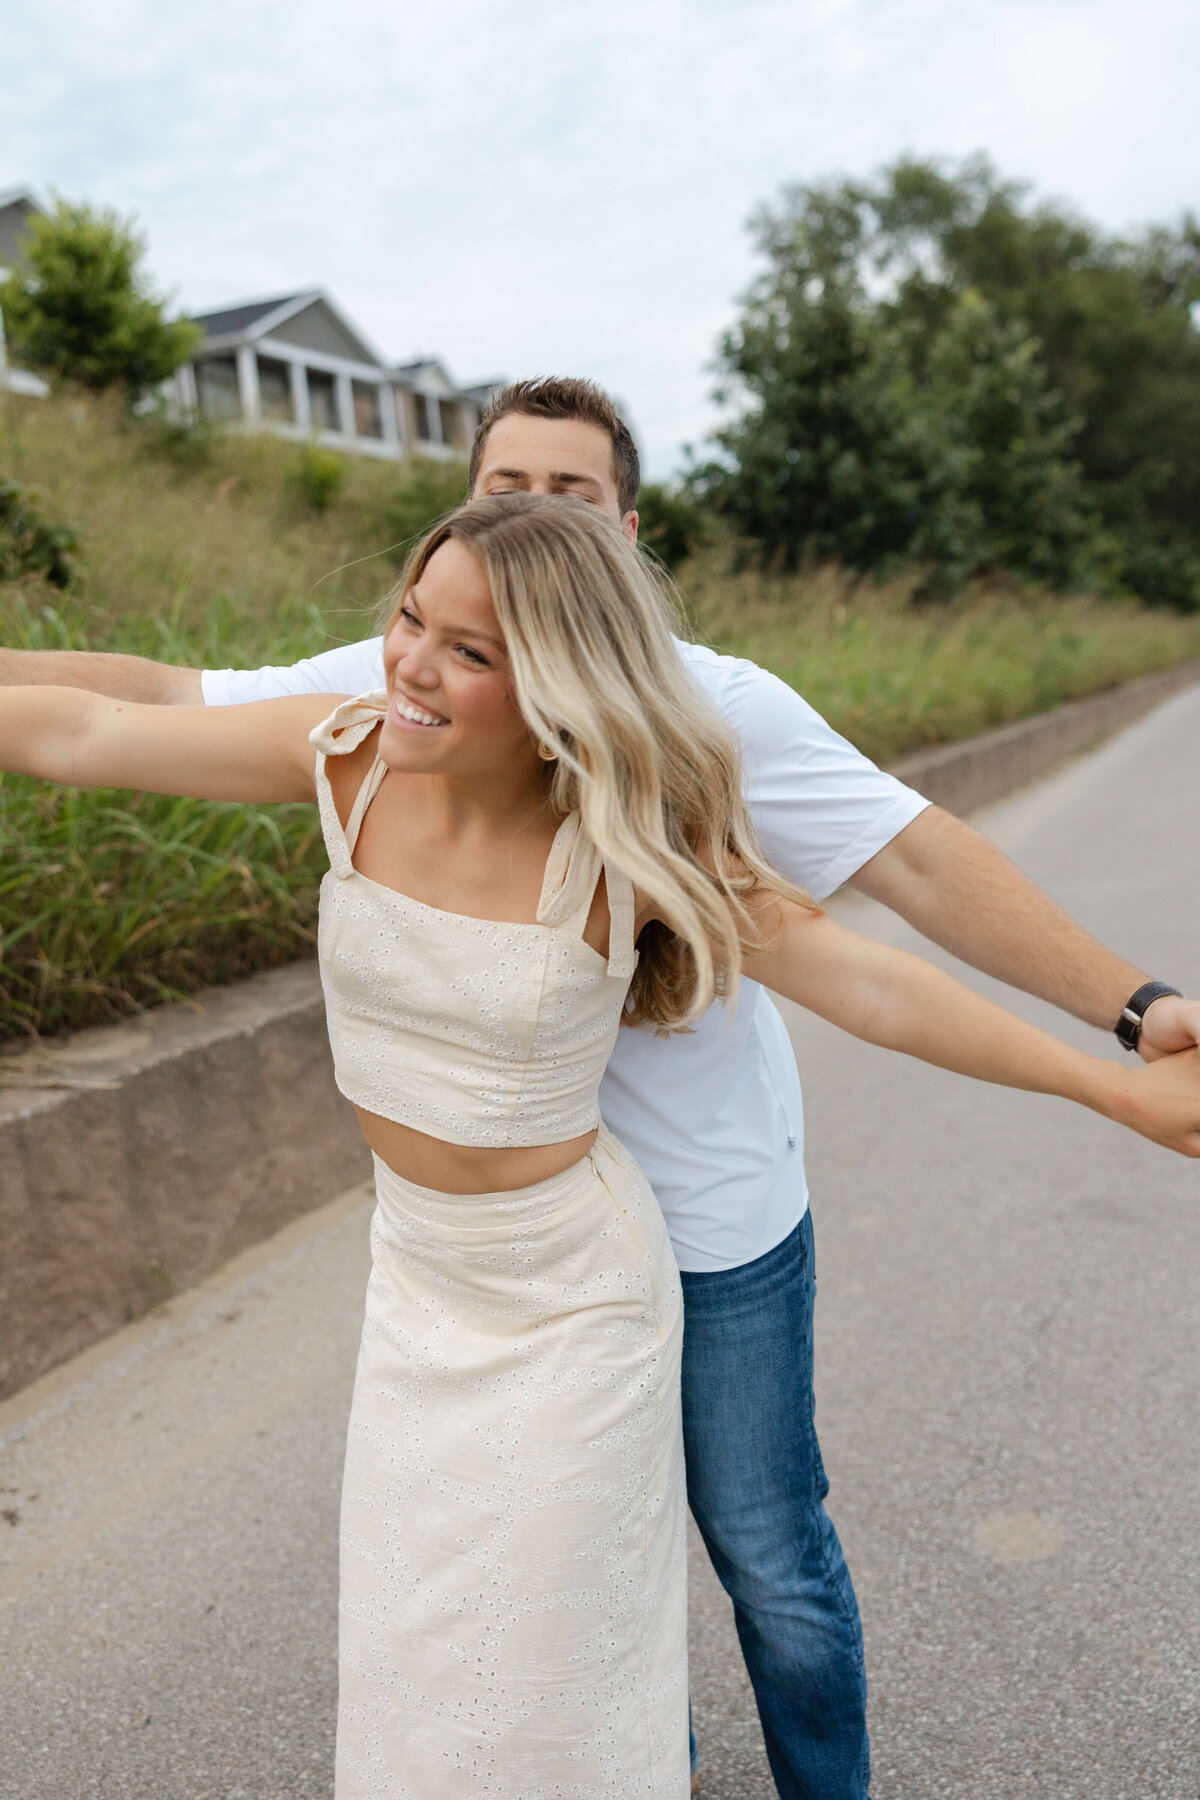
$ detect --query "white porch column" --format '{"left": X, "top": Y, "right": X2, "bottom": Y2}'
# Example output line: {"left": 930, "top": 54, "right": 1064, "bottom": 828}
{"left": 336, "top": 372, "right": 355, "bottom": 438}
{"left": 289, "top": 361, "right": 311, "bottom": 431}
{"left": 424, "top": 388, "right": 444, "bottom": 446}
{"left": 236, "top": 344, "right": 260, "bottom": 421}
{"left": 379, "top": 381, "right": 400, "bottom": 455}
{"left": 177, "top": 361, "right": 198, "bottom": 417}
{"left": 391, "top": 386, "right": 411, "bottom": 457}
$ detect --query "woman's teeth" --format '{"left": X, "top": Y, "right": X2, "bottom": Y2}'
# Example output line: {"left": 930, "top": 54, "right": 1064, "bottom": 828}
{"left": 395, "top": 700, "right": 447, "bottom": 727}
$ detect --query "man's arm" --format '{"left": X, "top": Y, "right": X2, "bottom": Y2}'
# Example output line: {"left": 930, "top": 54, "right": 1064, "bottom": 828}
{"left": 705, "top": 652, "right": 1199, "bottom": 1064}
{"left": 850, "top": 806, "right": 1200, "bottom": 1060}
{"left": 0, "top": 648, "right": 202, "bottom": 704}
{"left": 0, "top": 636, "right": 386, "bottom": 707}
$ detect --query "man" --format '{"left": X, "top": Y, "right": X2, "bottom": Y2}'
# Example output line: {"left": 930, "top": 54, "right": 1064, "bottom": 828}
{"left": 5, "top": 377, "right": 1197, "bottom": 1799}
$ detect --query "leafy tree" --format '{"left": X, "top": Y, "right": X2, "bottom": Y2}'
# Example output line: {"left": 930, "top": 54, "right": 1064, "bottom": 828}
{"left": 0, "top": 199, "right": 201, "bottom": 396}
{"left": 870, "top": 157, "right": 1200, "bottom": 604}
{"left": 695, "top": 176, "right": 1101, "bottom": 587}
{"left": 700, "top": 156, "right": 1200, "bottom": 604}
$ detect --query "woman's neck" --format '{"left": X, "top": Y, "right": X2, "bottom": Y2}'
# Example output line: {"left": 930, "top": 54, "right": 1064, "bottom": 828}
{"left": 408, "top": 764, "right": 555, "bottom": 840}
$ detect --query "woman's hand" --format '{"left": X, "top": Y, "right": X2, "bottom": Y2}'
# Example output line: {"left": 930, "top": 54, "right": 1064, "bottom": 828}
{"left": 1098, "top": 1047, "right": 1200, "bottom": 1156}
{"left": 743, "top": 899, "right": 1200, "bottom": 1158}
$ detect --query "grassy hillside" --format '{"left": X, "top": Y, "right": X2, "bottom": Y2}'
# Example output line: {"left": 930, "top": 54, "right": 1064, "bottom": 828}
{"left": 2, "top": 395, "right": 1199, "bottom": 1040}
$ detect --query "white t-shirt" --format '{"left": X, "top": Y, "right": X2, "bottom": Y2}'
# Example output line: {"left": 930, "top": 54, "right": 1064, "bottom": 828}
{"left": 203, "top": 639, "right": 930, "bottom": 1269}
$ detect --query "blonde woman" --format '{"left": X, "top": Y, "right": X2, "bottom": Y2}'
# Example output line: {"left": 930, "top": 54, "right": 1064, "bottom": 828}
{"left": 3, "top": 493, "right": 1198, "bottom": 1799}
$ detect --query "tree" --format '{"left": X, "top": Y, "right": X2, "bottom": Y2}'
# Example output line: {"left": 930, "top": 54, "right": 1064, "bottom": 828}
{"left": 0, "top": 199, "right": 201, "bottom": 396}
{"left": 694, "top": 175, "right": 1101, "bottom": 588}
{"left": 698, "top": 156, "right": 1200, "bottom": 605}
{"left": 872, "top": 157, "right": 1200, "bottom": 604}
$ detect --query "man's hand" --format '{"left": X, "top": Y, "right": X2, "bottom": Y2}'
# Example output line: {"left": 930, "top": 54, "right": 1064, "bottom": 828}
{"left": 1138, "top": 994, "right": 1200, "bottom": 1062}
{"left": 0, "top": 647, "right": 203, "bottom": 704}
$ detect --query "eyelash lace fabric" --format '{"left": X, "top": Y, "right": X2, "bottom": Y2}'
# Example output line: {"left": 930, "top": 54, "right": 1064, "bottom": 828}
{"left": 311, "top": 693, "right": 638, "bottom": 1151}
{"left": 309, "top": 696, "right": 690, "bottom": 1798}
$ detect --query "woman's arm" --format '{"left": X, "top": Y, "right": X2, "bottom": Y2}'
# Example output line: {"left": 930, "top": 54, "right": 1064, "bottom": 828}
{"left": 744, "top": 900, "right": 1200, "bottom": 1157}
{"left": 0, "top": 687, "right": 345, "bottom": 802}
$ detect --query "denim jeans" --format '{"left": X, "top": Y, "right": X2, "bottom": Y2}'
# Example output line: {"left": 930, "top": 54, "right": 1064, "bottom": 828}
{"left": 680, "top": 1210, "right": 870, "bottom": 1800}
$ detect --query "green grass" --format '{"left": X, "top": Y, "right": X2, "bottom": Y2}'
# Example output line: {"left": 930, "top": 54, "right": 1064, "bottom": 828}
{"left": 684, "top": 560, "right": 1200, "bottom": 766}
{"left": 2, "top": 394, "right": 1199, "bottom": 1040}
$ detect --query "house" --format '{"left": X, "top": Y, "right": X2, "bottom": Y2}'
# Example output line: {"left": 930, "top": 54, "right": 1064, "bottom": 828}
{"left": 175, "top": 291, "right": 500, "bottom": 462}
{"left": 0, "top": 186, "right": 51, "bottom": 397}
{"left": 0, "top": 184, "right": 501, "bottom": 456}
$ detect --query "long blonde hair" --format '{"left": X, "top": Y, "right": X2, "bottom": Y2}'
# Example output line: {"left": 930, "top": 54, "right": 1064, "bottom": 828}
{"left": 382, "top": 493, "right": 818, "bottom": 1030}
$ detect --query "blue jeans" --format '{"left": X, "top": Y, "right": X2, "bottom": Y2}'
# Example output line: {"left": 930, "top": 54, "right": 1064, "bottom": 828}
{"left": 680, "top": 1211, "right": 870, "bottom": 1799}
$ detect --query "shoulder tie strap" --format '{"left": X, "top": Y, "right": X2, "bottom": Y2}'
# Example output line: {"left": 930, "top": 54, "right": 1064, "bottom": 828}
{"left": 537, "top": 814, "right": 638, "bottom": 979}
{"left": 309, "top": 690, "right": 388, "bottom": 877}
{"left": 601, "top": 861, "right": 638, "bottom": 982}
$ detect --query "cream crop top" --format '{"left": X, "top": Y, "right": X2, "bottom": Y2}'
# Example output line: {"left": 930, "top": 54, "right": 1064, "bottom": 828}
{"left": 310, "top": 692, "right": 639, "bottom": 1149}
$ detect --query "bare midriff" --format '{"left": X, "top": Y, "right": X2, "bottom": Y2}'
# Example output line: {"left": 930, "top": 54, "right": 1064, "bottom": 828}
{"left": 354, "top": 1106, "right": 599, "bottom": 1195}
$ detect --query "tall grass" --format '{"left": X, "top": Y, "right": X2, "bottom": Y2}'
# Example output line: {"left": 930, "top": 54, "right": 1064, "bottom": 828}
{"left": 684, "top": 560, "right": 1200, "bottom": 766}
{"left": 2, "top": 395, "right": 1199, "bottom": 1040}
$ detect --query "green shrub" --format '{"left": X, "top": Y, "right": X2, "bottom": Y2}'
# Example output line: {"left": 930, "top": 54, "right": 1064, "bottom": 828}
{"left": 356, "top": 457, "right": 469, "bottom": 560}
{"left": 635, "top": 482, "right": 711, "bottom": 570}
{"left": 0, "top": 479, "right": 78, "bottom": 588}
{"left": 286, "top": 443, "right": 347, "bottom": 514}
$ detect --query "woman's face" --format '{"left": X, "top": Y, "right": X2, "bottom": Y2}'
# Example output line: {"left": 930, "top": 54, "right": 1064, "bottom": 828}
{"left": 378, "top": 537, "right": 537, "bottom": 781}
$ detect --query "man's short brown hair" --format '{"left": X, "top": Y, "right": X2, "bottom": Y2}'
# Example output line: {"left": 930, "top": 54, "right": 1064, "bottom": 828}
{"left": 469, "top": 377, "right": 641, "bottom": 515}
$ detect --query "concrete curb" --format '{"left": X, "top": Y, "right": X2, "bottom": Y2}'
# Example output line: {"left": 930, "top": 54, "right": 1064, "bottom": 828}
{"left": 888, "top": 659, "right": 1200, "bottom": 815}
{"left": 3, "top": 658, "right": 1198, "bottom": 1399}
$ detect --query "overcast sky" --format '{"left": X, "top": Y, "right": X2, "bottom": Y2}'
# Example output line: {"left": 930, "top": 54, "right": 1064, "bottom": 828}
{"left": 4, "top": 0, "right": 1197, "bottom": 473}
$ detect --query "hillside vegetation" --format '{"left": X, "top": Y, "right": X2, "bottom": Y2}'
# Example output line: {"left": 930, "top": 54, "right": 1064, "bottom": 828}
{"left": 2, "top": 395, "right": 1199, "bottom": 1040}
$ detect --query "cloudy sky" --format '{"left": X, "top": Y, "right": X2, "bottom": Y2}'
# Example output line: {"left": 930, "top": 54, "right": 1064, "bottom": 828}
{"left": 4, "top": 0, "right": 1197, "bottom": 472}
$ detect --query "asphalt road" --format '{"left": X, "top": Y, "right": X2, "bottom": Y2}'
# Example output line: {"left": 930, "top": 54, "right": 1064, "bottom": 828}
{"left": 2, "top": 687, "right": 1198, "bottom": 1800}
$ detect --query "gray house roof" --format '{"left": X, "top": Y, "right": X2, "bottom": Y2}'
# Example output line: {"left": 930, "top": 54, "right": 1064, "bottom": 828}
{"left": 190, "top": 295, "right": 309, "bottom": 339}
{"left": 193, "top": 290, "right": 388, "bottom": 371}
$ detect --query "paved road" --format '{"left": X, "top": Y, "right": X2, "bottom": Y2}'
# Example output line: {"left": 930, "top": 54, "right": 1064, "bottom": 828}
{"left": 3, "top": 688, "right": 1199, "bottom": 1800}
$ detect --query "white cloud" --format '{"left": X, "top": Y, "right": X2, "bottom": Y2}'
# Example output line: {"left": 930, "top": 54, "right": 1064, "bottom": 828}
{"left": 5, "top": 0, "right": 1197, "bottom": 472}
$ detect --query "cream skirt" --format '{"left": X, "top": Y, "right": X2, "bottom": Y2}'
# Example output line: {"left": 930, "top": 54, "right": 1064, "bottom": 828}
{"left": 335, "top": 1125, "right": 689, "bottom": 1800}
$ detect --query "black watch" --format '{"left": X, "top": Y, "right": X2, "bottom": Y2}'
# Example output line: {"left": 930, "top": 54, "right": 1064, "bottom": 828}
{"left": 1115, "top": 981, "right": 1182, "bottom": 1052}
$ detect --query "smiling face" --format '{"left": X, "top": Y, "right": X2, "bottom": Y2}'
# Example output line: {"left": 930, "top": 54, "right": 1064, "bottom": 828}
{"left": 472, "top": 414, "right": 639, "bottom": 542}
{"left": 378, "top": 536, "right": 539, "bottom": 785}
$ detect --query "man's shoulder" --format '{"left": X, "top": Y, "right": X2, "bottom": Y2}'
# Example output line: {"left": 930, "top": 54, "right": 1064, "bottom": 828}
{"left": 674, "top": 637, "right": 824, "bottom": 734}
{"left": 675, "top": 637, "right": 774, "bottom": 701}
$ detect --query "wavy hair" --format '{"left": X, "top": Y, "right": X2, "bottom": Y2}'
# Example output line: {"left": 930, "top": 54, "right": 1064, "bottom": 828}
{"left": 381, "top": 493, "right": 818, "bottom": 1030}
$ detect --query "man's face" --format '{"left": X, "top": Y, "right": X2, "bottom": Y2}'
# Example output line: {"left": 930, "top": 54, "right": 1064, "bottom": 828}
{"left": 472, "top": 414, "right": 638, "bottom": 542}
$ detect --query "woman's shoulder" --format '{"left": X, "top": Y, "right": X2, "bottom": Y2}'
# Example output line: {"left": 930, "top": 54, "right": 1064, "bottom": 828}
{"left": 308, "top": 689, "right": 388, "bottom": 754}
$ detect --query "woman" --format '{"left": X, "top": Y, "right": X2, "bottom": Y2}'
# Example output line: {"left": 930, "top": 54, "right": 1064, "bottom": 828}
{"left": 4, "top": 494, "right": 1198, "bottom": 1799}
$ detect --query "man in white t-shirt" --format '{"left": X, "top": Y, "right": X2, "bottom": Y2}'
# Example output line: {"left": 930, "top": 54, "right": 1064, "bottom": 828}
{"left": 5, "top": 378, "right": 1197, "bottom": 1800}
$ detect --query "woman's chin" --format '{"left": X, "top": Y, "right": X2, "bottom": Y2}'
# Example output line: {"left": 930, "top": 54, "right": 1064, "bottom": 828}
{"left": 379, "top": 719, "right": 452, "bottom": 767}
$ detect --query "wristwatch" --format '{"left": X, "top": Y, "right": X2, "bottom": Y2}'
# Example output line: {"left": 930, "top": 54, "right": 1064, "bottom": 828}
{"left": 1115, "top": 981, "right": 1182, "bottom": 1052}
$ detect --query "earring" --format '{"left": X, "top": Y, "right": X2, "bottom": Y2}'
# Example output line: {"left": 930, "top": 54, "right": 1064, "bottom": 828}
{"left": 536, "top": 740, "right": 558, "bottom": 762}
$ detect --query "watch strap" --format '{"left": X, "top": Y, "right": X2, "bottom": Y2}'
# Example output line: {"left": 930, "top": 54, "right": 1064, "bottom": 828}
{"left": 1115, "top": 981, "right": 1182, "bottom": 1051}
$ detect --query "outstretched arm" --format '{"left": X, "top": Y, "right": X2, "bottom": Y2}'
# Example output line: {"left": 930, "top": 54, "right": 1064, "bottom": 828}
{"left": 0, "top": 687, "right": 340, "bottom": 802}
{"left": 851, "top": 805, "right": 1200, "bottom": 1060}
{"left": 0, "top": 648, "right": 202, "bottom": 703}
{"left": 744, "top": 900, "right": 1200, "bottom": 1158}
